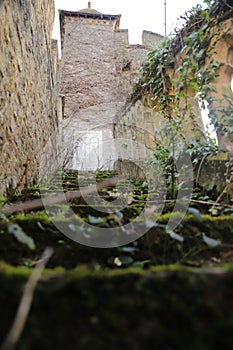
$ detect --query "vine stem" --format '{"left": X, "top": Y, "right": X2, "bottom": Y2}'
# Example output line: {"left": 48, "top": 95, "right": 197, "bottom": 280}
{"left": 215, "top": 174, "right": 233, "bottom": 204}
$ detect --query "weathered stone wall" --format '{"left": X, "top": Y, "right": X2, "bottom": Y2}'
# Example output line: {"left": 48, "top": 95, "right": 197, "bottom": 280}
{"left": 116, "top": 16, "right": 233, "bottom": 154}
{"left": 59, "top": 11, "right": 160, "bottom": 128}
{"left": 60, "top": 13, "right": 123, "bottom": 128}
{"left": 207, "top": 18, "right": 233, "bottom": 151}
{"left": 113, "top": 93, "right": 204, "bottom": 154}
{"left": 142, "top": 30, "right": 164, "bottom": 47}
{"left": 114, "top": 17, "right": 233, "bottom": 155}
{"left": 0, "top": 0, "right": 60, "bottom": 194}
{"left": 114, "top": 100, "right": 159, "bottom": 151}
{"left": 59, "top": 8, "right": 162, "bottom": 169}
{"left": 60, "top": 19, "right": 162, "bottom": 124}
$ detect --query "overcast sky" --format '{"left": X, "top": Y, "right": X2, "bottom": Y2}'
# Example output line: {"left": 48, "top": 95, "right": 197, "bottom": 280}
{"left": 53, "top": 0, "right": 205, "bottom": 44}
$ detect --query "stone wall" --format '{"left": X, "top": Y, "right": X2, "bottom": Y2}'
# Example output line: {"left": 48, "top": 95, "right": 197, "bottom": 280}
{"left": 0, "top": 0, "right": 60, "bottom": 194}
{"left": 207, "top": 17, "right": 233, "bottom": 151}
{"left": 60, "top": 12, "right": 123, "bottom": 128}
{"left": 59, "top": 10, "right": 161, "bottom": 127}
{"left": 113, "top": 93, "right": 204, "bottom": 155}
{"left": 114, "top": 100, "right": 159, "bottom": 152}
{"left": 114, "top": 17, "right": 233, "bottom": 156}
{"left": 142, "top": 30, "right": 164, "bottom": 47}
{"left": 59, "top": 8, "right": 162, "bottom": 169}
{"left": 115, "top": 16, "right": 233, "bottom": 155}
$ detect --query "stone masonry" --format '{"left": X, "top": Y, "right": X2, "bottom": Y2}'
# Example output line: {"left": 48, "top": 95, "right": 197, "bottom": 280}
{"left": 59, "top": 3, "right": 163, "bottom": 169}
{"left": 0, "top": 0, "right": 60, "bottom": 194}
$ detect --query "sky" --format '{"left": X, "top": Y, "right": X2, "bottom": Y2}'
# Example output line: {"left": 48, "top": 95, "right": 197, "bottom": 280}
{"left": 53, "top": 0, "right": 205, "bottom": 44}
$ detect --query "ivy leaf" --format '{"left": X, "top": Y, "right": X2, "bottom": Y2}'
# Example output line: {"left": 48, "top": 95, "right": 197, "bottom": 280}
{"left": 167, "top": 230, "right": 184, "bottom": 242}
{"left": 8, "top": 224, "right": 36, "bottom": 250}
{"left": 132, "top": 260, "right": 151, "bottom": 268}
{"left": 188, "top": 208, "right": 203, "bottom": 222}
{"left": 202, "top": 234, "right": 221, "bottom": 248}
{"left": 120, "top": 246, "right": 138, "bottom": 253}
{"left": 180, "top": 45, "right": 188, "bottom": 54}
{"left": 175, "top": 66, "right": 184, "bottom": 73}
{"left": 201, "top": 24, "right": 208, "bottom": 31}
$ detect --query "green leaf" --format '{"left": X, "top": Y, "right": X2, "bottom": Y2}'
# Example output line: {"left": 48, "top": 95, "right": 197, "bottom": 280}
{"left": 208, "top": 207, "right": 219, "bottom": 216}
{"left": 132, "top": 260, "right": 151, "bottom": 268}
{"left": 0, "top": 195, "right": 6, "bottom": 208}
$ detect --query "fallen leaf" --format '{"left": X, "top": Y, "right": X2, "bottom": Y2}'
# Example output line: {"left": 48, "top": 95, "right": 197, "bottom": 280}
{"left": 167, "top": 230, "right": 184, "bottom": 242}
{"left": 8, "top": 224, "right": 35, "bottom": 250}
{"left": 202, "top": 234, "right": 221, "bottom": 248}
{"left": 188, "top": 207, "right": 202, "bottom": 222}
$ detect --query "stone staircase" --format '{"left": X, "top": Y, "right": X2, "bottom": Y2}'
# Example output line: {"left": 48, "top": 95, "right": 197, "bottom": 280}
{"left": 0, "top": 170, "right": 233, "bottom": 349}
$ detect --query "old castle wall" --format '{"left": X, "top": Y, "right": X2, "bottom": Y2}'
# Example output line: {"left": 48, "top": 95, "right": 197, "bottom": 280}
{"left": 114, "top": 18, "right": 233, "bottom": 154}
{"left": 60, "top": 12, "right": 162, "bottom": 125}
{"left": 0, "top": 0, "right": 60, "bottom": 194}
{"left": 113, "top": 94, "right": 204, "bottom": 155}
{"left": 59, "top": 9, "right": 163, "bottom": 169}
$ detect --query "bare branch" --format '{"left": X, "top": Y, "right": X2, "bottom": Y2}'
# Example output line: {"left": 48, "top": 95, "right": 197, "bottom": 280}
{"left": 222, "top": 0, "right": 233, "bottom": 10}
{"left": 0, "top": 177, "right": 119, "bottom": 214}
{"left": 1, "top": 248, "right": 53, "bottom": 350}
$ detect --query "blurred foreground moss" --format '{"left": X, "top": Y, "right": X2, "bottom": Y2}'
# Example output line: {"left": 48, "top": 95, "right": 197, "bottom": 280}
{"left": 1, "top": 263, "right": 233, "bottom": 350}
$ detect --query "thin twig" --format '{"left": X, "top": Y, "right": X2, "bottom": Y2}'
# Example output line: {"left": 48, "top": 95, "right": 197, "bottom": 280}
{"left": 222, "top": 0, "right": 233, "bottom": 10}
{"left": 195, "top": 153, "right": 209, "bottom": 185}
{"left": 1, "top": 247, "right": 54, "bottom": 350}
{"left": 0, "top": 177, "right": 119, "bottom": 214}
{"left": 132, "top": 198, "right": 233, "bottom": 209}
{"left": 215, "top": 174, "right": 233, "bottom": 204}
{"left": 190, "top": 199, "right": 233, "bottom": 208}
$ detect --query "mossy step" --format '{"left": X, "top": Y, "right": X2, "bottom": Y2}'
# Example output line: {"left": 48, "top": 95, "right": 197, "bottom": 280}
{"left": 1, "top": 263, "right": 233, "bottom": 350}
{"left": 0, "top": 212, "right": 233, "bottom": 269}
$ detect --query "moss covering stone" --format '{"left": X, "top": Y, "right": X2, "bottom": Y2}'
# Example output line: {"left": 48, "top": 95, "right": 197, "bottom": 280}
{"left": 1, "top": 263, "right": 233, "bottom": 350}
{"left": 1, "top": 170, "right": 233, "bottom": 349}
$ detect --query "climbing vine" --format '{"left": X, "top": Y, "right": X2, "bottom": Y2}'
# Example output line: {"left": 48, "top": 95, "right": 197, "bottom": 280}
{"left": 135, "top": 3, "right": 213, "bottom": 117}
{"left": 132, "top": 0, "right": 233, "bottom": 200}
{"left": 133, "top": 0, "right": 233, "bottom": 146}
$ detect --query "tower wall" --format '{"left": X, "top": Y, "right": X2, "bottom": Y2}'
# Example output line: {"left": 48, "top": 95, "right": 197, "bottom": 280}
{"left": 60, "top": 10, "right": 163, "bottom": 124}
{"left": 60, "top": 12, "right": 123, "bottom": 128}
{"left": 59, "top": 8, "right": 163, "bottom": 169}
{"left": 142, "top": 30, "right": 164, "bottom": 48}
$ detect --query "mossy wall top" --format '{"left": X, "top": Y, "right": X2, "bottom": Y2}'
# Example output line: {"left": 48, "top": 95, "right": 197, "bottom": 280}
{"left": 0, "top": 0, "right": 60, "bottom": 194}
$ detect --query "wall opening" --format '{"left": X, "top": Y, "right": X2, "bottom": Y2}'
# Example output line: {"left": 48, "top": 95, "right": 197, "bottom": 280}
{"left": 71, "top": 129, "right": 117, "bottom": 171}
{"left": 199, "top": 100, "right": 218, "bottom": 144}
